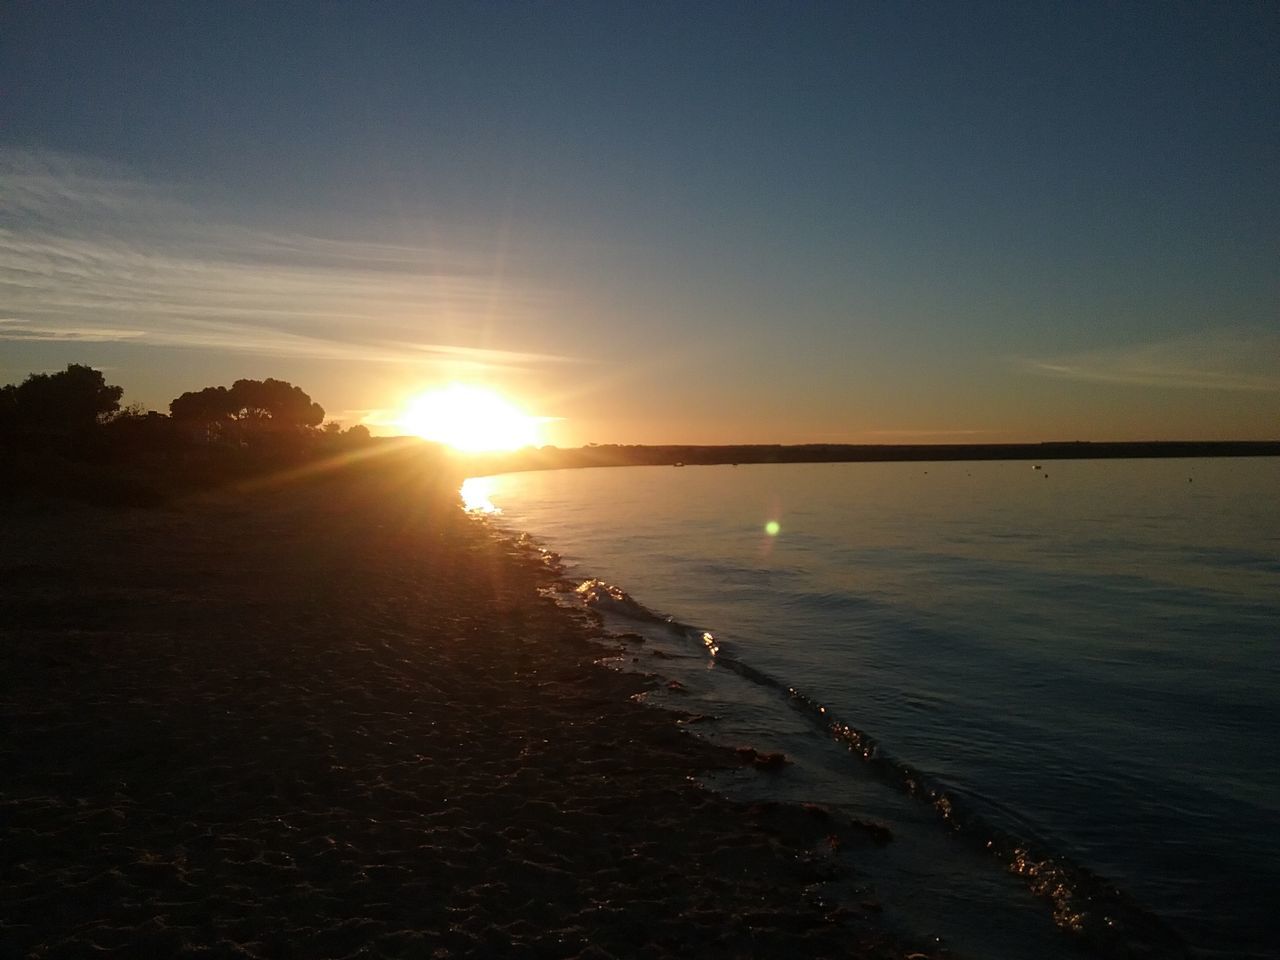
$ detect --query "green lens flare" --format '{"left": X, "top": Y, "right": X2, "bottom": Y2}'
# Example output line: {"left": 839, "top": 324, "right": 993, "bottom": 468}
{"left": 765, "top": 520, "right": 781, "bottom": 536}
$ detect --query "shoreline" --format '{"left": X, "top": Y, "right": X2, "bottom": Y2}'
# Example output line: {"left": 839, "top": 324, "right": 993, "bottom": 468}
{"left": 458, "top": 441, "right": 1280, "bottom": 477}
{"left": 1, "top": 463, "right": 913, "bottom": 959}
{"left": 467, "top": 462, "right": 1213, "bottom": 960}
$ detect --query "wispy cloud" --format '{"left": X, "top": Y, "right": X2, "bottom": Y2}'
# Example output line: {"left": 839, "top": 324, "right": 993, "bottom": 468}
{"left": 0, "top": 148, "right": 572, "bottom": 370}
{"left": 1018, "top": 331, "right": 1280, "bottom": 393}
{"left": 0, "top": 318, "right": 555, "bottom": 368}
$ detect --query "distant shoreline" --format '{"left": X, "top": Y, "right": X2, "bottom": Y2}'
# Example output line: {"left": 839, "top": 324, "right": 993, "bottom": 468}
{"left": 460, "top": 439, "right": 1280, "bottom": 474}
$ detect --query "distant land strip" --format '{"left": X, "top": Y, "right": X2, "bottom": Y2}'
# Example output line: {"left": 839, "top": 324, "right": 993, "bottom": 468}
{"left": 462, "top": 440, "right": 1280, "bottom": 474}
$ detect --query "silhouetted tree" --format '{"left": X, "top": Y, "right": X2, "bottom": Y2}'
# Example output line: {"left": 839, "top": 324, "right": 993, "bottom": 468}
{"left": 99, "top": 407, "right": 176, "bottom": 457}
{"left": 227, "top": 378, "right": 324, "bottom": 429}
{"left": 11, "top": 364, "right": 123, "bottom": 432}
{"left": 0, "top": 383, "right": 17, "bottom": 434}
{"left": 169, "top": 386, "right": 236, "bottom": 441}
{"left": 169, "top": 378, "right": 323, "bottom": 443}
{"left": 106, "top": 402, "right": 151, "bottom": 422}
{"left": 318, "top": 420, "right": 376, "bottom": 452}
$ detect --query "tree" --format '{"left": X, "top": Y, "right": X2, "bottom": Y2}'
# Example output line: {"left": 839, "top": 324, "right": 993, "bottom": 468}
{"left": 0, "top": 384, "right": 17, "bottom": 434}
{"left": 227, "top": 378, "right": 324, "bottom": 430}
{"left": 169, "top": 378, "right": 324, "bottom": 443}
{"left": 170, "top": 386, "right": 236, "bottom": 441}
{"left": 13, "top": 364, "right": 123, "bottom": 431}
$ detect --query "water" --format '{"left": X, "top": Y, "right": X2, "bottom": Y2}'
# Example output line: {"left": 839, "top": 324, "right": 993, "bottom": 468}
{"left": 466, "top": 458, "right": 1280, "bottom": 959}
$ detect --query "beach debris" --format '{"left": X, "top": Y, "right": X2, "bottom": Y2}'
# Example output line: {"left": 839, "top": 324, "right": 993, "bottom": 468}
{"left": 676, "top": 712, "right": 718, "bottom": 725}
{"left": 754, "top": 750, "right": 790, "bottom": 770}
{"left": 736, "top": 747, "right": 791, "bottom": 770}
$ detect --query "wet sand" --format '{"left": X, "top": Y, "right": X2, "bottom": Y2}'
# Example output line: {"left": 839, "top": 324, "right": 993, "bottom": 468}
{"left": 1, "top": 463, "right": 910, "bottom": 959}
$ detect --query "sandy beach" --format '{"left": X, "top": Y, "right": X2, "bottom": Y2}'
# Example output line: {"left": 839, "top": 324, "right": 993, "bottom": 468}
{"left": 1, "top": 459, "right": 910, "bottom": 959}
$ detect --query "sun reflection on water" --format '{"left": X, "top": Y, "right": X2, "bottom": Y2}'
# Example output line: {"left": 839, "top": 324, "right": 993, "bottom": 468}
{"left": 460, "top": 476, "right": 500, "bottom": 514}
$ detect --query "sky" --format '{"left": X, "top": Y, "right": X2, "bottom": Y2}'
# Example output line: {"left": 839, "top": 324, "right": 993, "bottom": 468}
{"left": 2, "top": 1, "right": 1277, "bottom": 444}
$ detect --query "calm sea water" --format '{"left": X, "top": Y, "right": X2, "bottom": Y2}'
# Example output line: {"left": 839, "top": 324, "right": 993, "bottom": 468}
{"left": 468, "top": 458, "right": 1279, "bottom": 960}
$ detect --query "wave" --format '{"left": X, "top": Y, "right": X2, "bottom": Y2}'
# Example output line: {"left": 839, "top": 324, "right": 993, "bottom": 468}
{"left": 564, "top": 567, "right": 1189, "bottom": 960}
{"left": 487, "top": 515, "right": 1191, "bottom": 958}
{"left": 573, "top": 578, "right": 670, "bottom": 624}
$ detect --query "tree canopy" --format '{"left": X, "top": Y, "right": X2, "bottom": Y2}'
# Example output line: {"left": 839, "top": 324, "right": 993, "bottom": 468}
{"left": 2, "top": 364, "right": 382, "bottom": 506}
{"left": 228, "top": 378, "right": 324, "bottom": 428}
{"left": 6, "top": 364, "right": 123, "bottom": 431}
{"left": 169, "top": 386, "right": 234, "bottom": 425}
{"left": 169, "top": 377, "right": 324, "bottom": 440}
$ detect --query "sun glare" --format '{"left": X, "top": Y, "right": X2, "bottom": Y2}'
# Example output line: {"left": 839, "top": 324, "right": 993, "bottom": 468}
{"left": 398, "top": 384, "right": 541, "bottom": 452}
{"left": 460, "top": 476, "right": 500, "bottom": 513}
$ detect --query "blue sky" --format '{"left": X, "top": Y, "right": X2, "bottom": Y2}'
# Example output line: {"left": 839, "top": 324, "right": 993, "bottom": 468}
{"left": 2, "top": 1, "right": 1276, "bottom": 442}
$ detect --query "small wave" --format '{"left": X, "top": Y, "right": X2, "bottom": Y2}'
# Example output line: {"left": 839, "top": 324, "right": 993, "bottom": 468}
{"left": 574, "top": 578, "right": 669, "bottom": 623}
{"left": 563, "top": 572, "right": 1189, "bottom": 959}
{"left": 777, "top": 686, "right": 1189, "bottom": 957}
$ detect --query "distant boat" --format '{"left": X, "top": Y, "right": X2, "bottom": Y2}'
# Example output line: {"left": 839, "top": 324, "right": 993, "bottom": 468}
{"left": 1033, "top": 464, "right": 1042, "bottom": 470}
{"left": 673, "top": 461, "right": 685, "bottom": 467}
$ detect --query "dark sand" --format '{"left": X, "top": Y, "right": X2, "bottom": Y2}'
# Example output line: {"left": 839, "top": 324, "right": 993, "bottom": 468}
{"left": 1, "top": 463, "right": 912, "bottom": 959}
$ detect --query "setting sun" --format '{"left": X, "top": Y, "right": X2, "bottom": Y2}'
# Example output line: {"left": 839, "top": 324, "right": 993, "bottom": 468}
{"left": 397, "top": 384, "right": 541, "bottom": 452}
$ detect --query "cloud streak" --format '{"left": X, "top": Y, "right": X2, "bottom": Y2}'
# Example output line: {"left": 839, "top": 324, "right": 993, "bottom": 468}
{"left": 0, "top": 149, "right": 572, "bottom": 370}
{"left": 0, "top": 318, "right": 557, "bottom": 368}
{"left": 1018, "top": 331, "right": 1280, "bottom": 393}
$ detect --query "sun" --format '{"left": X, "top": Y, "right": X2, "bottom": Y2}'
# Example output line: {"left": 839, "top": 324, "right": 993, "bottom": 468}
{"left": 397, "top": 384, "right": 541, "bottom": 452}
